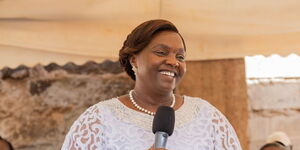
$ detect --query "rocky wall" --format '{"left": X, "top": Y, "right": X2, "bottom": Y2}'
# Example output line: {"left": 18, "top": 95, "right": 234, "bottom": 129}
{"left": 248, "top": 78, "right": 300, "bottom": 150}
{"left": 0, "top": 60, "right": 134, "bottom": 150}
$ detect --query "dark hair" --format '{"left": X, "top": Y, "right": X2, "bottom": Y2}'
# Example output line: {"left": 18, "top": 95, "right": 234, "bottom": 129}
{"left": 118, "top": 19, "right": 186, "bottom": 80}
{"left": 0, "top": 136, "right": 14, "bottom": 150}
{"left": 259, "top": 142, "right": 291, "bottom": 150}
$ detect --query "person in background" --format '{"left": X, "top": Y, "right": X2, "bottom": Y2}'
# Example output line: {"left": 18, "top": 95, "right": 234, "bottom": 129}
{"left": 259, "top": 131, "right": 292, "bottom": 150}
{"left": 61, "top": 19, "right": 241, "bottom": 150}
{"left": 0, "top": 136, "right": 14, "bottom": 150}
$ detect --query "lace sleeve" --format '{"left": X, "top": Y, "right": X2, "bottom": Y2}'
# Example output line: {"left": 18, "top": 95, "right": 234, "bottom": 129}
{"left": 211, "top": 107, "right": 242, "bottom": 150}
{"left": 61, "top": 105, "right": 104, "bottom": 150}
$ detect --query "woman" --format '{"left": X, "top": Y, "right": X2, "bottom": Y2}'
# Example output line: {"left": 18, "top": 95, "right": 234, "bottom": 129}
{"left": 61, "top": 19, "right": 242, "bottom": 150}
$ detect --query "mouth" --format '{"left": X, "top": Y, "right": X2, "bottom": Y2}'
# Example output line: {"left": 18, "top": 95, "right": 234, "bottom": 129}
{"left": 159, "top": 71, "right": 176, "bottom": 78}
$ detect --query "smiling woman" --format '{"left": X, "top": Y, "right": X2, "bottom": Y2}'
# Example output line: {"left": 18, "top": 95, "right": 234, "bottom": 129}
{"left": 61, "top": 19, "right": 242, "bottom": 150}
{"left": 131, "top": 31, "right": 186, "bottom": 94}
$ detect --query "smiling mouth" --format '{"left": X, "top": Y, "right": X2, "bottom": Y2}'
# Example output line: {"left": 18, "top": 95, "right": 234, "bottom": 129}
{"left": 160, "top": 71, "right": 176, "bottom": 77}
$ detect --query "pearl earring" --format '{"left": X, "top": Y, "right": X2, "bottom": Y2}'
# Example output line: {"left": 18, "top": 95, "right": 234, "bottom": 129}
{"left": 132, "top": 66, "right": 137, "bottom": 75}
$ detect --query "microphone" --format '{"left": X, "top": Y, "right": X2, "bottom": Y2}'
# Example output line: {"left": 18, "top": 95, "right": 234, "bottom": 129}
{"left": 152, "top": 106, "right": 175, "bottom": 149}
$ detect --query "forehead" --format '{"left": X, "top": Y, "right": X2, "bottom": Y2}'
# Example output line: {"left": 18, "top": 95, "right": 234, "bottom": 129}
{"left": 147, "top": 31, "right": 185, "bottom": 51}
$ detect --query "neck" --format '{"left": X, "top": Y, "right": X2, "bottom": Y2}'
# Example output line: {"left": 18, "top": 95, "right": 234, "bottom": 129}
{"left": 133, "top": 85, "right": 174, "bottom": 110}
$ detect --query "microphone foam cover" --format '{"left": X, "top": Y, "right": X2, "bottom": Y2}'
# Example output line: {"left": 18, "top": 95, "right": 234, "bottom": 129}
{"left": 152, "top": 106, "right": 175, "bottom": 136}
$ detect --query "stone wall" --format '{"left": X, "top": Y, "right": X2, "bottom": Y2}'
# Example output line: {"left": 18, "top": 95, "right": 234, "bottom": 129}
{"left": 0, "top": 60, "right": 134, "bottom": 150}
{"left": 248, "top": 78, "right": 300, "bottom": 150}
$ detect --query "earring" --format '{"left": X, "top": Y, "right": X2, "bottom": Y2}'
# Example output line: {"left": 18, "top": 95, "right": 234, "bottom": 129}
{"left": 132, "top": 66, "right": 137, "bottom": 76}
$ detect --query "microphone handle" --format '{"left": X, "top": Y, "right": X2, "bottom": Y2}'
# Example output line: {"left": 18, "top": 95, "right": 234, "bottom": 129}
{"left": 154, "top": 131, "right": 169, "bottom": 149}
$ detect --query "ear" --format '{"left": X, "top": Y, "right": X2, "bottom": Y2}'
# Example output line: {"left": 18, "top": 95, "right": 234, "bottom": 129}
{"left": 130, "top": 54, "right": 137, "bottom": 68}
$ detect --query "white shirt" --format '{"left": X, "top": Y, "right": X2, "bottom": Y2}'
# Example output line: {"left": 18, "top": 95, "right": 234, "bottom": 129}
{"left": 61, "top": 96, "right": 242, "bottom": 150}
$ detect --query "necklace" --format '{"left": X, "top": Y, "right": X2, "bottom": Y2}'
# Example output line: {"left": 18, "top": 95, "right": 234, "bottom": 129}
{"left": 129, "top": 90, "right": 175, "bottom": 116}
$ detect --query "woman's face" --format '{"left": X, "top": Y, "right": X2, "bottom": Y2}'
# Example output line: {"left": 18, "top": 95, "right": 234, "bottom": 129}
{"left": 132, "top": 31, "right": 186, "bottom": 92}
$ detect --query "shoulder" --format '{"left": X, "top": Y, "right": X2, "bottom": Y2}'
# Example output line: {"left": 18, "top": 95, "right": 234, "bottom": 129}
{"left": 183, "top": 95, "right": 218, "bottom": 113}
{"left": 61, "top": 98, "right": 119, "bottom": 149}
{"left": 184, "top": 95, "right": 209, "bottom": 104}
{"left": 183, "top": 95, "right": 230, "bottom": 123}
{"left": 175, "top": 95, "right": 220, "bottom": 126}
{"left": 184, "top": 96, "right": 242, "bottom": 149}
{"left": 66, "top": 97, "right": 120, "bottom": 135}
{"left": 82, "top": 98, "right": 118, "bottom": 115}
{"left": 185, "top": 95, "right": 227, "bottom": 117}
{"left": 67, "top": 98, "right": 118, "bottom": 128}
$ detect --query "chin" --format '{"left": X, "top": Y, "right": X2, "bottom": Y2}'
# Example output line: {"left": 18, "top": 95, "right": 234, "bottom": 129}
{"left": 159, "top": 84, "right": 176, "bottom": 92}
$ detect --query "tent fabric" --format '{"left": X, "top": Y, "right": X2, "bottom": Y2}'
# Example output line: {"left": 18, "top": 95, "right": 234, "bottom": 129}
{"left": 1, "top": 0, "right": 300, "bottom": 68}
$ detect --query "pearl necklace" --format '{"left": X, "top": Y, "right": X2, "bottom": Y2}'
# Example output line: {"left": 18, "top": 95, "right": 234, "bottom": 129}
{"left": 129, "top": 90, "right": 175, "bottom": 116}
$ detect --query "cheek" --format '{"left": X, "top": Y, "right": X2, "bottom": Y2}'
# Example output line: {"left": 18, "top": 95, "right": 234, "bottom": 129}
{"left": 137, "top": 57, "right": 156, "bottom": 74}
{"left": 180, "top": 63, "right": 187, "bottom": 76}
{"left": 143, "top": 56, "right": 161, "bottom": 69}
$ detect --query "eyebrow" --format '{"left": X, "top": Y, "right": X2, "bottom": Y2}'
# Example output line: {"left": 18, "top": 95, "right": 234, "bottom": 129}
{"left": 151, "top": 44, "right": 185, "bottom": 52}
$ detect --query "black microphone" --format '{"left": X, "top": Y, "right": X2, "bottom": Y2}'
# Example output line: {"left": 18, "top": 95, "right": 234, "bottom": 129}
{"left": 152, "top": 106, "right": 175, "bottom": 149}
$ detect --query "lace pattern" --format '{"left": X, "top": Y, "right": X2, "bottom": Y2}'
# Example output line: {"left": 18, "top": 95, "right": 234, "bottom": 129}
{"left": 61, "top": 96, "right": 242, "bottom": 150}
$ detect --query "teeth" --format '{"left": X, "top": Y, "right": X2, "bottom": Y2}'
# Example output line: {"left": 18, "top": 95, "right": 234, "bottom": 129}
{"left": 160, "top": 71, "right": 175, "bottom": 77}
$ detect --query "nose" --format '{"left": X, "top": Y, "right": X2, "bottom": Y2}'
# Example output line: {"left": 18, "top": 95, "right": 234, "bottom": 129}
{"left": 166, "top": 54, "right": 179, "bottom": 67}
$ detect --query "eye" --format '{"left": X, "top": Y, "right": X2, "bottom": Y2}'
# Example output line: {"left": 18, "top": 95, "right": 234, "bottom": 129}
{"left": 176, "top": 55, "right": 185, "bottom": 61}
{"left": 154, "top": 50, "right": 167, "bottom": 56}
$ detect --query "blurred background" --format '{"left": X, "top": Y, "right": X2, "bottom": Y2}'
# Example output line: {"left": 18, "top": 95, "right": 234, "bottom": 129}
{"left": 0, "top": 0, "right": 299, "bottom": 149}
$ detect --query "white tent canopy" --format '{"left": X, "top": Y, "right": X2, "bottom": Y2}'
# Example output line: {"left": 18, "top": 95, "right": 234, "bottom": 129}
{"left": 1, "top": 0, "right": 300, "bottom": 68}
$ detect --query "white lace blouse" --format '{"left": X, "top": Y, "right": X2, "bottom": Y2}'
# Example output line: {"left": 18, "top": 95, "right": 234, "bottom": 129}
{"left": 61, "top": 96, "right": 242, "bottom": 150}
